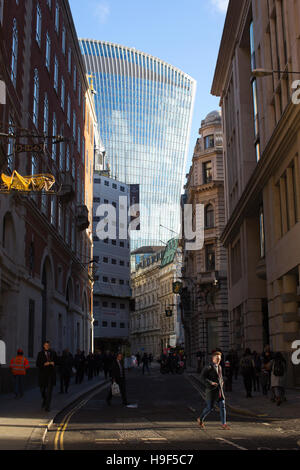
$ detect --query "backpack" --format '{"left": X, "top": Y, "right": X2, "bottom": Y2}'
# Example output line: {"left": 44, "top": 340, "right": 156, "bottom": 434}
{"left": 273, "top": 359, "right": 285, "bottom": 377}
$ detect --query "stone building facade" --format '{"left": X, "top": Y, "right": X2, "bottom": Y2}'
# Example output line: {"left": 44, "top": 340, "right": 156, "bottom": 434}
{"left": 0, "top": 0, "right": 95, "bottom": 387}
{"left": 130, "top": 241, "right": 184, "bottom": 358}
{"left": 182, "top": 111, "right": 229, "bottom": 367}
{"left": 211, "top": 0, "right": 300, "bottom": 385}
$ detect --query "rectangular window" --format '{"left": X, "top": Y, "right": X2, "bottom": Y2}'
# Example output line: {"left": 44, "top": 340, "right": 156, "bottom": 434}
{"left": 120, "top": 323, "right": 125, "bottom": 328}
{"left": 36, "top": 3, "right": 42, "bottom": 47}
{"left": 205, "top": 244, "right": 215, "bottom": 271}
{"left": 55, "top": 1, "right": 59, "bottom": 33}
{"left": 102, "top": 321, "right": 108, "bottom": 327}
{"left": 62, "top": 25, "right": 66, "bottom": 54}
{"left": 203, "top": 161, "right": 212, "bottom": 184}
{"left": 45, "top": 32, "right": 51, "bottom": 71}
{"left": 68, "top": 47, "right": 72, "bottom": 74}
{"left": 11, "top": 19, "right": 18, "bottom": 87}
{"left": 67, "top": 95, "right": 71, "bottom": 125}
{"left": 61, "top": 77, "right": 65, "bottom": 109}
{"left": 111, "top": 322, "right": 116, "bottom": 328}
{"left": 54, "top": 56, "right": 58, "bottom": 93}
{"left": 259, "top": 207, "right": 265, "bottom": 258}
{"left": 204, "top": 135, "right": 214, "bottom": 150}
{"left": 73, "top": 65, "right": 76, "bottom": 91}
{"left": 51, "top": 197, "right": 56, "bottom": 226}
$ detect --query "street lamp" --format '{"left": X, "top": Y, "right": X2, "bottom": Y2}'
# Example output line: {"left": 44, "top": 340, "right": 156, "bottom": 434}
{"left": 252, "top": 68, "right": 300, "bottom": 78}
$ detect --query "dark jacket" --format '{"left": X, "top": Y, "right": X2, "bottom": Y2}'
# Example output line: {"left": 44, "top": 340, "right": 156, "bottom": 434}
{"left": 111, "top": 359, "right": 125, "bottom": 382}
{"left": 36, "top": 349, "right": 57, "bottom": 387}
{"left": 200, "top": 363, "right": 225, "bottom": 402}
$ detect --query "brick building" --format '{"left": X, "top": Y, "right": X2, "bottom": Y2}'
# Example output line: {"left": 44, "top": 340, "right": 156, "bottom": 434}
{"left": 0, "top": 0, "right": 95, "bottom": 389}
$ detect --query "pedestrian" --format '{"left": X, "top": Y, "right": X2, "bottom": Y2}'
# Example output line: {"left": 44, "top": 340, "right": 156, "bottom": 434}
{"left": 74, "top": 350, "right": 85, "bottom": 384}
{"left": 270, "top": 352, "right": 287, "bottom": 406}
{"left": 136, "top": 353, "right": 141, "bottom": 367}
{"left": 36, "top": 341, "right": 57, "bottom": 412}
{"left": 142, "top": 353, "right": 150, "bottom": 375}
{"left": 58, "top": 349, "right": 73, "bottom": 394}
{"left": 103, "top": 350, "right": 113, "bottom": 379}
{"left": 261, "top": 347, "right": 273, "bottom": 395}
{"left": 106, "top": 352, "right": 128, "bottom": 406}
{"left": 9, "top": 348, "right": 30, "bottom": 398}
{"left": 87, "top": 352, "right": 94, "bottom": 380}
{"left": 196, "top": 350, "right": 203, "bottom": 373}
{"left": 196, "top": 351, "right": 230, "bottom": 430}
{"left": 149, "top": 353, "right": 153, "bottom": 367}
{"left": 252, "top": 351, "right": 261, "bottom": 392}
{"left": 224, "top": 355, "right": 233, "bottom": 392}
{"left": 240, "top": 348, "right": 255, "bottom": 398}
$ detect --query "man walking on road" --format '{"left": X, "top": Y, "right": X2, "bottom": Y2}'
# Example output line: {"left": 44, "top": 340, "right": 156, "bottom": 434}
{"left": 197, "top": 351, "right": 230, "bottom": 430}
{"left": 36, "top": 341, "right": 57, "bottom": 412}
{"left": 10, "top": 349, "right": 30, "bottom": 398}
{"left": 106, "top": 352, "right": 128, "bottom": 406}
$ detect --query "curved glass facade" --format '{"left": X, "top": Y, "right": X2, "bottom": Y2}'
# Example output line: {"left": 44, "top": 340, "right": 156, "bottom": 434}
{"left": 80, "top": 39, "right": 196, "bottom": 250}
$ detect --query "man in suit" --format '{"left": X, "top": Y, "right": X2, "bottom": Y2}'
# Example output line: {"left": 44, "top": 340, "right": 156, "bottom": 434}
{"left": 106, "top": 352, "right": 128, "bottom": 406}
{"left": 197, "top": 351, "right": 230, "bottom": 430}
{"left": 36, "top": 341, "right": 57, "bottom": 412}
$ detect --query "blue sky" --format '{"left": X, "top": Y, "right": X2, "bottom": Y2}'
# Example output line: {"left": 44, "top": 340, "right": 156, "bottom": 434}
{"left": 69, "top": 0, "right": 228, "bottom": 173}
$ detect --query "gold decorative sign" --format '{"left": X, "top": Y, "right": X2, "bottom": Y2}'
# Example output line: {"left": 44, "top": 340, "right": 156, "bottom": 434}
{"left": 14, "top": 143, "right": 44, "bottom": 153}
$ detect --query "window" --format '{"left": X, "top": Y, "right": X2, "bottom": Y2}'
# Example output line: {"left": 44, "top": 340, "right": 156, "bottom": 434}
{"left": 73, "top": 111, "right": 76, "bottom": 140}
{"left": 50, "top": 197, "right": 56, "bottom": 225}
{"left": 33, "top": 69, "right": 39, "bottom": 127}
{"left": 36, "top": 3, "right": 42, "bottom": 47}
{"left": 62, "top": 25, "right": 66, "bottom": 54}
{"left": 120, "top": 241, "right": 124, "bottom": 247}
{"left": 43, "top": 93, "right": 49, "bottom": 139}
{"left": 119, "top": 279, "right": 124, "bottom": 285}
{"left": 104, "top": 180, "right": 109, "bottom": 186}
{"left": 102, "top": 321, "right": 108, "bottom": 327}
{"left": 59, "top": 126, "right": 64, "bottom": 170}
{"left": 11, "top": 19, "right": 18, "bottom": 87}
{"left": 120, "top": 303, "right": 125, "bottom": 309}
{"left": 7, "top": 118, "right": 14, "bottom": 171}
{"left": 47, "top": 0, "right": 51, "bottom": 8}
{"left": 120, "top": 260, "right": 124, "bottom": 266}
{"left": 66, "top": 145, "right": 70, "bottom": 171}
{"left": 103, "top": 257, "right": 108, "bottom": 263}
{"left": 112, "top": 183, "right": 117, "bottom": 189}
{"left": 93, "top": 197, "right": 100, "bottom": 203}
{"left": 45, "top": 32, "right": 51, "bottom": 71}
{"left": 67, "top": 95, "right": 71, "bottom": 126}
{"left": 54, "top": 56, "right": 58, "bottom": 93}
{"left": 61, "top": 77, "right": 65, "bottom": 109}
{"left": 55, "top": 1, "right": 59, "bottom": 33}
{"left": 102, "top": 301, "right": 108, "bottom": 307}
{"left": 111, "top": 278, "right": 116, "bottom": 284}
{"left": 111, "top": 302, "right": 116, "bottom": 308}
{"left": 31, "top": 154, "right": 38, "bottom": 175}
{"left": 78, "top": 81, "right": 81, "bottom": 106}
{"left": 204, "top": 135, "right": 214, "bottom": 150}
{"left": 259, "top": 206, "right": 265, "bottom": 258}
{"left": 58, "top": 202, "right": 63, "bottom": 236}
{"left": 111, "top": 322, "right": 117, "bottom": 328}
{"left": 68, "top": 47, "right": 72, "bottom": 74}
{"left": 73, "top": 65, "right": 76, "bottom": 91}
{"left": 205, "top": 244, "right": 215, "bottom": 271}
{"left": 203, "top": 161, "right": 212, "bottom": 184}
{"left": 52, "top": 113, "right": 57, "bottom": 160}
{"left": 205, "top": 204, "right": 214, "bottom": 228}
{"left": 120, "top": 323, "right": 125, "bottom": 328}
{"left": 103, "top": 276, "right": 108, "bottom": 283}
{"left": 111, "top": 259, "right": 116, "bottom": 265}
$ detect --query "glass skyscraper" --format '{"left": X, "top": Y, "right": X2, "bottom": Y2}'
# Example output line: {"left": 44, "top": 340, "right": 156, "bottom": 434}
{"left": 79, "top": 39, "right": 196, "bottom": 250}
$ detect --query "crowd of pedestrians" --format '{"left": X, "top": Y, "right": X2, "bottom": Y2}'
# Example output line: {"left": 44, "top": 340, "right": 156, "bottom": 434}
{"left": 211, "top": 345, "right": 288, "bottom": 406}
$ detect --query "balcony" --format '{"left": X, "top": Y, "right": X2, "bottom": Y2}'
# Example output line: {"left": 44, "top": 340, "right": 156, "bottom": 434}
{"left": 76, "top": 204, "right": 89, "bottom": 231}
{"left": 58, "top": 171, "right": 75, "bottom": 203}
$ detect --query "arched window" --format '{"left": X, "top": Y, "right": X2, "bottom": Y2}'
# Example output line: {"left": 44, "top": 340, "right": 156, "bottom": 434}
{"left": 33, "top": 69, "right": 39, "bottom": 126}
{"left": 205, "top": 204, "right": 214, "bottom": 229}
{"left": 11, "top": 19, "right": 18, "bottom": 87}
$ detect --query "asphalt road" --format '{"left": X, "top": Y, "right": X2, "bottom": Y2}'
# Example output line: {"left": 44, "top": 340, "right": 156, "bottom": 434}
{"left": 45, "top": 366, "right": 300, "bottom": 451}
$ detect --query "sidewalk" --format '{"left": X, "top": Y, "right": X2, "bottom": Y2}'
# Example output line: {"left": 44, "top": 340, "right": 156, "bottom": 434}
{"left": 188, "top": 369, "right": 300, "bottom": 421}
{"left": 0, "top": 373, "right": 110, "bottom": 450}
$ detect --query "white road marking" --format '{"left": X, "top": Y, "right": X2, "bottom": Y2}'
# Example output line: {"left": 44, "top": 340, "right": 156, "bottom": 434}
{"left": 216, "top": 437, "right": 247, "bottom": 450}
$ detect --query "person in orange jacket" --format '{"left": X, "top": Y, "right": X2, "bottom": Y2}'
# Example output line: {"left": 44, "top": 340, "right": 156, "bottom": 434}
{"left": 10, "top": 349, "right": 30, "bottom": 398}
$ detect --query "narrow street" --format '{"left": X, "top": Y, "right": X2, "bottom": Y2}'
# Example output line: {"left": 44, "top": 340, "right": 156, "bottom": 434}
{"left": 45, "top": 367, "right": 300, "bottom": 451}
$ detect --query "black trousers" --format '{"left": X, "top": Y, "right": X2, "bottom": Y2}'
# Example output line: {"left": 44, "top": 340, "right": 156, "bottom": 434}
{"left": 60, "top": 374, "right": 70, "bottom": 393}
{"left": 243, "top": 374, "right": 252, "bottom": 396}
{"left": 107, "top": 377, "right": 127, "bottom": 404}
{"left": 40, "top": 378, "right": 54, "bottom": 409}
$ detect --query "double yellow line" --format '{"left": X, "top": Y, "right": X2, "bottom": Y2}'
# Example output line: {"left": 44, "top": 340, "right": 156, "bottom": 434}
{"left": 54, "top": 382, "right": 110, "bottom": 450}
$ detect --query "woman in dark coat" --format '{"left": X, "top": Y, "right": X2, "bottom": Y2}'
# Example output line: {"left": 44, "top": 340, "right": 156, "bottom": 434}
{"left": 58, "top": 349, "right": 73, "bottom": 393}
{"left": 36, "top": 341, "right": 57, "bottom": 411}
